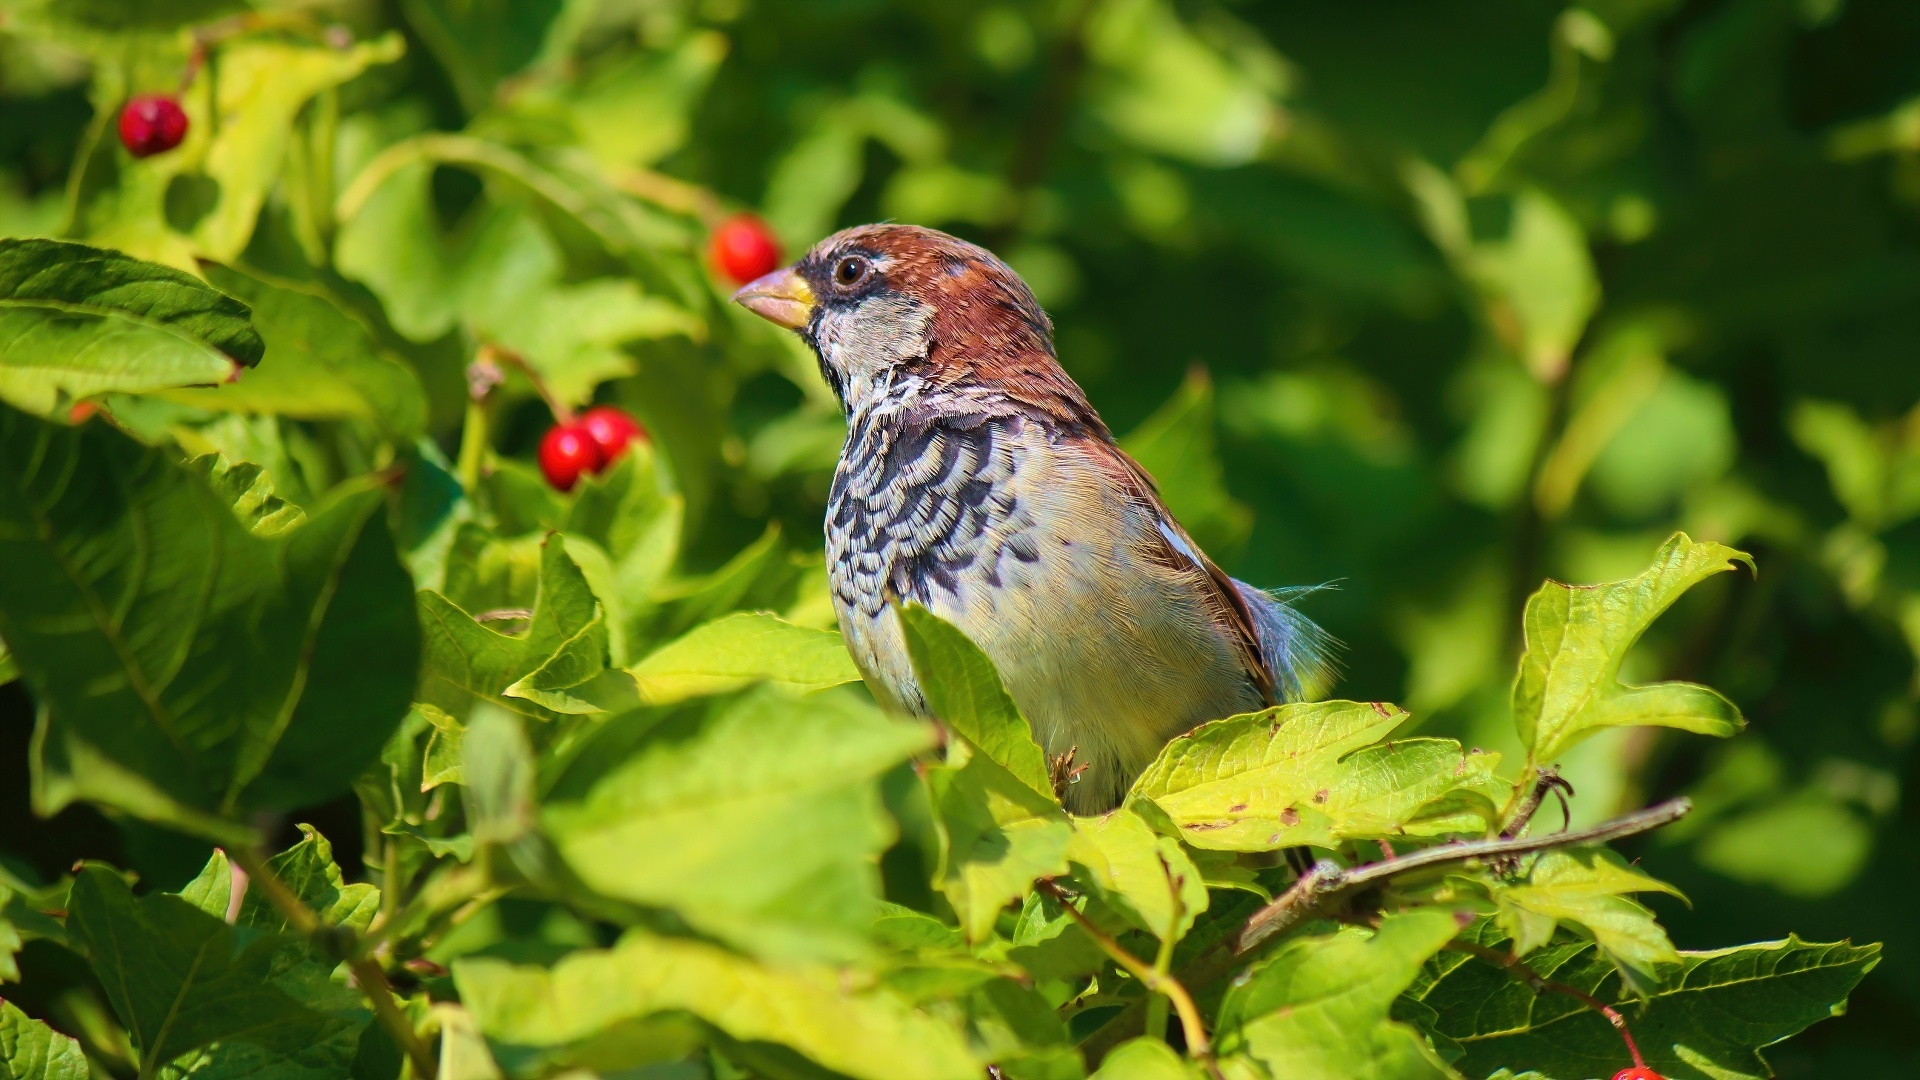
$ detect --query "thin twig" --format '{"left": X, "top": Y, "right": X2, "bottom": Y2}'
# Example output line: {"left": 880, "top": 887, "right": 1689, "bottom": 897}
{"left": 1237, "top": 798, "right": 1691, "bottom": 954}
{"left": 1038, "top": 881, "right": 1222, "bottom": 1079}
{"left": 228, "top": 847, "right": 438, "bottom": 1080}
{"left": 1447, "top": 941, "right": 1648, "bottom": 1070}
{"left": 1080, "top": 799, "right": 1691, "bottom": 1064}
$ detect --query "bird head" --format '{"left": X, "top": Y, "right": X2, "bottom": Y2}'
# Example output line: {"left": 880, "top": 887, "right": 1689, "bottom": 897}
{"left": 732, "top": 224, "right": 1093, "bottom": 424}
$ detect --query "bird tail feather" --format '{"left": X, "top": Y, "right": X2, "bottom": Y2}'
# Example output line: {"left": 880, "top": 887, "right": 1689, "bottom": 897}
{"left": 1232, "top": 580, "right": 1340, "bottom": 703}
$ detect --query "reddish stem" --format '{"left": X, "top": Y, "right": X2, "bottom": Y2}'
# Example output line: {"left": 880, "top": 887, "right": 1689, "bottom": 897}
{"left": 1448, "top": 941, "right": 1647, "bottom": 1070}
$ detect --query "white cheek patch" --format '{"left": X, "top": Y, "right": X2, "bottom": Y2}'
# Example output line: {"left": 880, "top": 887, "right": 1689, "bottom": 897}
{"left": 817, "top": 292, "right": 934, "bottom": 403}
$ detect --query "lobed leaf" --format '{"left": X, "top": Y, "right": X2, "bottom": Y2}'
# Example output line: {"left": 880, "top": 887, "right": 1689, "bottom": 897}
{"left": 1215, "top": 909, "right": 1462, "bottom": 1080}
{"left": 418, "top": 535, "right": 619, "bottom": 719}
{"left": 454, "top": 932, "right": 981, "bottom": 1080}
{"left": 1408, "top": 928, "right": 1880, "bottom": 1080}
{"left": 1130, "top": 700, "right": 1504, "bottom": 851}
{"left": 1066, "top": 807, "right": 1208, "bottom": 944}
{"left": 1513, "top": 532, "right": 1751, "bottom": 763}
{"left": 1490, "top": 848, "right": 1685, "bottom": 997}
{"left": 65, "top": 867, "right": 343, "bottom": 1074}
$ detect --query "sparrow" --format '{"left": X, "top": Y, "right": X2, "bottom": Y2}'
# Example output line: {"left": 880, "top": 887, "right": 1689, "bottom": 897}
{"left": 734, "top": 224, "right": 1334, "bottom": 812}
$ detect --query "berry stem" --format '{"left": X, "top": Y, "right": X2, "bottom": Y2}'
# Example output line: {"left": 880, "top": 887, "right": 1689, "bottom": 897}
{"left": 480, "top": 342, "right": 572, "bottom": 423}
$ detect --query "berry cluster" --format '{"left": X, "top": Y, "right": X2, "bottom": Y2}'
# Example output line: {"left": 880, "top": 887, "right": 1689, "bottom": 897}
{"left": 539, "top": 405, "right": 646, "bottom": 491}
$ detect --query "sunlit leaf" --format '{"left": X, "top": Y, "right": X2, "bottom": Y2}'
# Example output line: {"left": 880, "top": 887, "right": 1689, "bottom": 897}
{"left": 0, "top": 998, "right": 86, "bottom": 1080}
{"left": 1129, "top": 700, "right": 1504, "bottom": 851}
{"left": 545, "top": 687, "right": 931, "bottom": 961}
{"left": 1490, "top": 848, "right": 1686, "bottom": 996}
{"left": 628, "top": 611, "right": 860, "bottom": 704}
{"left": 1216, "top": 910, "right": 1461, "bottom": 1080}
{"left": 455, "top": 932, "right": 981, "bottom": 1080}
{"left": 900, "top": 603, "right": 1053, "bottom": 799}
{"left": 1066, "top": 807, "right": 1207, "bottom": 944}
{"left": 1514, "top": 532, "right": 1751, "bottom": 763}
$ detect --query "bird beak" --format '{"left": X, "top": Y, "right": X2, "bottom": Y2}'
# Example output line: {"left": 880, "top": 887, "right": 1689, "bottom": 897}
{"left": 731, "top": 268, "right": 815, "bottom": 330}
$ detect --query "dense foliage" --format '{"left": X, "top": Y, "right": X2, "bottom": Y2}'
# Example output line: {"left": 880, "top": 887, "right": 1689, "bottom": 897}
{"left": 0, "top": 0, "right": 1914, "bottom": 1077}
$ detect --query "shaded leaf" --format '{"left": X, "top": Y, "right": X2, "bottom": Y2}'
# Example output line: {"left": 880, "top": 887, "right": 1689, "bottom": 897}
{"left": 0, "top": 405, "right": 418, "bottom": 841}
{"left": 418, "top": 535, "right": 614, "bottom": 719}
{"left": 166, "top": 266, "right": 427, "bottom": 440}
{"left": 65, "top": 867, "right": 339, "bottom": 1074}
{"left": 927, "top": 749, "right": 1072, "bottom": 944}
{"left": 1514, "top": 532, "right": 1751, "bottom": 763}
{"left": 1130, "top": 701, "right": 1503, "bottom": 851}
{"left": 1409, "top": 931, "right": 1880, "bottom": 1080}
{"left": 0, "top": 238, "right": 259, "bottom": 414}
{"left": 186, "top": 453, "right": 305, "bottom": 537}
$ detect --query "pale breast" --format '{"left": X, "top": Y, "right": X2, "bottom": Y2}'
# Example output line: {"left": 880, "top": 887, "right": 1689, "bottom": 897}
{"left": 825, "top": 400, "right": 1260, "bottom": 810}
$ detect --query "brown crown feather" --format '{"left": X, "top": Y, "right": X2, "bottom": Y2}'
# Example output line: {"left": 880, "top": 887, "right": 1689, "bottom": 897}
{"left": 813, "top": 224, "right": 1112, "bottom": 437}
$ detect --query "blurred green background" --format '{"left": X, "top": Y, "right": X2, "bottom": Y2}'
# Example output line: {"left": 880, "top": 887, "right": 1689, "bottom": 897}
{"left": 2, "top": 0, "right": 1918, "bottom": 1074}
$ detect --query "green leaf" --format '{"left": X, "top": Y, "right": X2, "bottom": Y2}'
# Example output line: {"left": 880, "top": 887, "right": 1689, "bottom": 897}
{"left": 627, "top": 611, "right": 861, "bottom": 704}
{"left": 65, "top": 866, "right": 342, "bottom": 1074}
{"left": 1514, "top": 532, "right": 1751, "bottom": 763}
{"left": 927, "top": 749, "right": 1072, "bottom": 944}
{"left": 0, "top": 998, "right": 86, "bottom": 1080}
{"left": 0, "top": 404, "right": 418, "bottom": 841}
{"left": 1088, "top": 1038, "right": 1202, "bottom": 1080}
{"left": 1129, "top": 701, "right": 1504, "bottom": 851}
{"left": 544, "top": 687, "right": 932, "bottom": 961}
{"left": 899, "top": 603, "right": 1053, "bottom": 800}
{"left": 1065, "top": 807, "right": 1207, "bottom": 944}
{"left": 0, "top": 238, "right": 260, "bottom": 414}
{"left": 1466, "top": 188, "right": 1599, "bottom": 382}
{"left": 186, "top": 453, "right": 306, "bottom": 537}
{"left": 164, "top": 266, "right": 427, "bottom": 441}
{"left": 1489, "top": 848, "right": 1685, "bottom": 997}
{"left": 29, "top": 0, "right": 245, "bottom": 32}
{"left": 1119, "top": 368, "right": 1252, "bottom": 557}
{"left": 1409, "top": 932, "right": 1881, "bottom": 1080}
{"left": 417, "top": 534, "right": 615, "bottom": 720}
{"left": 1216, "top": 910, "right": 1461, "bottom": 1080}
{"left": 454, "top": 932, "right": 981, "bottom": 1080}
{"left": 561, "top": 30, "right": 729, "bottom": 168}
{"left": 170, "top": 832, "right": 378, "bottom": 1080}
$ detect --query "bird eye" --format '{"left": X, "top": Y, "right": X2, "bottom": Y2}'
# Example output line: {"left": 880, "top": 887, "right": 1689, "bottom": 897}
{"left": 833, "top": 255, "right": 869, "bottom": 287}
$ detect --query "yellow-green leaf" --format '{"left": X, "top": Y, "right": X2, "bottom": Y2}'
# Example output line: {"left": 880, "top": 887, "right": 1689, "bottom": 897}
{"left": 1514, "top": 532, "right": 1752, "bottom": 763}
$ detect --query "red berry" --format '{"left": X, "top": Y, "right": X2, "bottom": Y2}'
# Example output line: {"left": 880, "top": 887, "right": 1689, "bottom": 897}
{"left": 69, "top": 401, "right": 99, "bottom": 424}
{"left": 1613, "top": 1068, "right": 1664, "bottom": 1080}
{"left": 118, "top": 95, "right": 189, "bottom": 158}
{"left": 538, "top": 422, "right": 604, "bottom": 492}
{"left": 579, "top": 405, "right": 646, "bottom": 466}
{"left": 709, "top": 214, "right": 782, "bottom": 285}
